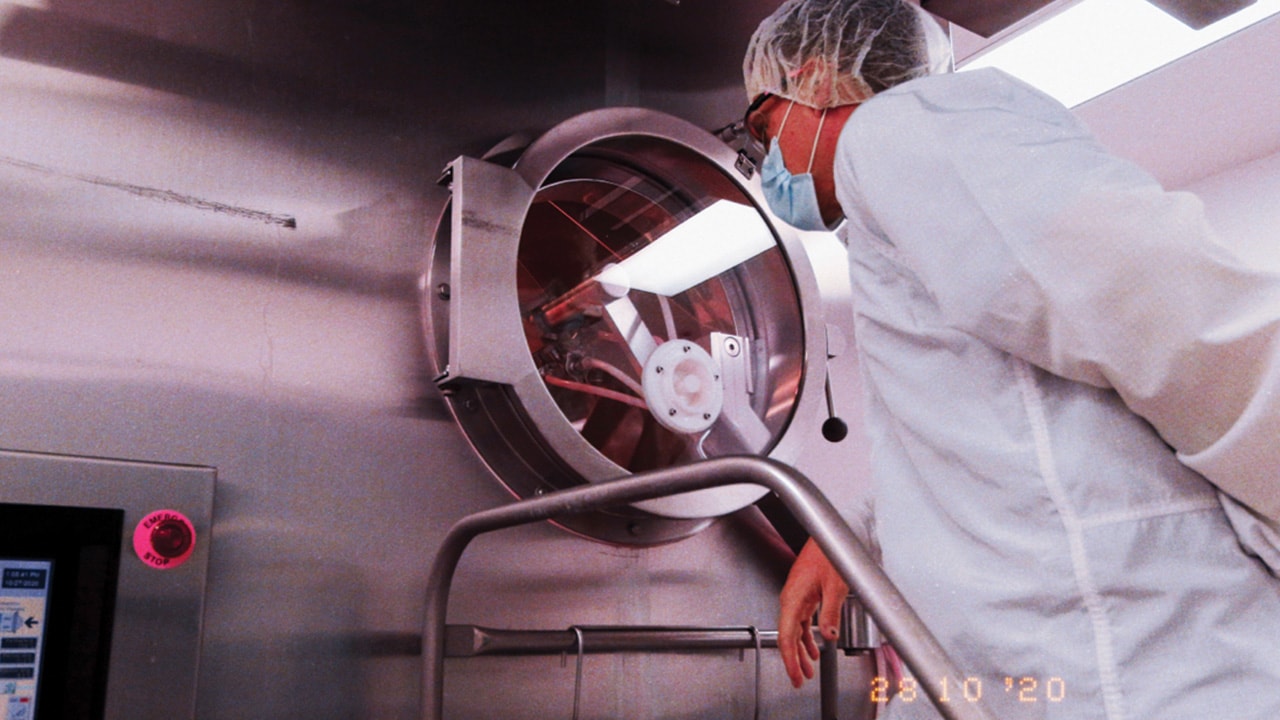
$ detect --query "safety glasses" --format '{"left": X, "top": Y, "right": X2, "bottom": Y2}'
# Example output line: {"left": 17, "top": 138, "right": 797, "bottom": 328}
{"left": 730, "top": 92, "right": 774, "bottom": 179}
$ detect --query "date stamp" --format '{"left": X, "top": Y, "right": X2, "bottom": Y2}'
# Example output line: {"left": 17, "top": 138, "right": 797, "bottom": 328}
{"left": 871, "top": 676, "right": 1067, "bottom": 704}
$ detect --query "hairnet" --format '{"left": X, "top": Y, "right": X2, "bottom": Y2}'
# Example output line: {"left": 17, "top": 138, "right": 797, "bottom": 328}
{"left": 743, "top": 0, "right": 952, "bottom": 108}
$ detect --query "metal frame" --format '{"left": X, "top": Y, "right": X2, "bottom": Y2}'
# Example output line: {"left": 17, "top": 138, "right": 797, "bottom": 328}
{"left": 0, "top": 449, "right": 214, "bottom": 720}
{"left": 443, "top": 623, "right": 867, "bottom": 720}
{"left": 421, "top": 455, "right": 998, "bottom": 720}
{"left": 424, "top": 106, "right": 834, "bottom": 539}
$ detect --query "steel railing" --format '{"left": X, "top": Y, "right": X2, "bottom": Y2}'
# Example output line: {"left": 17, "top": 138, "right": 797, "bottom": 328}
{"left": 421, "top": 455, "right": 997, "bottom": 720}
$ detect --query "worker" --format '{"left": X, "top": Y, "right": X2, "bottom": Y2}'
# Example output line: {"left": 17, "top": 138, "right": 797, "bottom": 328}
{"left": 740, "top": 1, "right": 1280, "bottom": 718}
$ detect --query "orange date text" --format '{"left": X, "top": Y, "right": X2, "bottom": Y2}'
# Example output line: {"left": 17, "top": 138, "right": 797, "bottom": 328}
{"left": 871, "top": 676, "right": 1066, "bottom": 704}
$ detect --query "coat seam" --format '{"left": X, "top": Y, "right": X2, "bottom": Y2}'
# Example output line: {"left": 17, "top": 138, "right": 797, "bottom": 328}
{"left": 1013, "top": 358, "right": 1126, "bottom": 720}
{"left": 1078, "top": 497, "right": 1221, "bottom": 529}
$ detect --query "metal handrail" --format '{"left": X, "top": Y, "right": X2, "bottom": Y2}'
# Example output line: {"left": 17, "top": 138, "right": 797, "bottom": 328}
{"left": 421, "top": 455, "right": 997, "bottom": 720}
{"left": 444, "top": 624, "right": 781, "bottom": 657}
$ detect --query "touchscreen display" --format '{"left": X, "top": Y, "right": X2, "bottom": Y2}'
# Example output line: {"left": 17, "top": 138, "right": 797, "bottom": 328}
{"left": 0, "top": 503, "right": 122, "bottom": 720}
{"left": 0, "top": 559, "right": 52, "bottom": 720}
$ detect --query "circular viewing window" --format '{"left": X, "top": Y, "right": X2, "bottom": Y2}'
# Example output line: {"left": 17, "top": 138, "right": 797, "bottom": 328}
{"left": 516, "top": 143, "right": 804, "bottom": 474}
{"left": 425, "top": 110, "right": 818, "bottom": 544}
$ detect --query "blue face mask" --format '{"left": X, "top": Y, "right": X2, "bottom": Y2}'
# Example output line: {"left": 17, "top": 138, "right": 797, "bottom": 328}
{"left": 760, "top": 102, "right": 830, "bottom": 232}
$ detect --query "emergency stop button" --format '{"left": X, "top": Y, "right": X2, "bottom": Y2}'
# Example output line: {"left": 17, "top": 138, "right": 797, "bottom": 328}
{"left": 133, "top": 510, "right": 196, "bottom": 569}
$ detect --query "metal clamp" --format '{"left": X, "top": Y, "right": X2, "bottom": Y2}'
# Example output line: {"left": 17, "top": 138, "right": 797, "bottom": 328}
{"left": 839, "top": 595, "right": 880, "bottom": 654}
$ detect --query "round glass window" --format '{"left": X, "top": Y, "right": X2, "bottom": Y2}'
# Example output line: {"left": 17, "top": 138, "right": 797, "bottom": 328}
{"left": 515, "top": 145, "right": 804, "bottom": 474}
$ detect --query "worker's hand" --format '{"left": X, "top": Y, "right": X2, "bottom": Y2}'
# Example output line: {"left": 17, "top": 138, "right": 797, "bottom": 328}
{"left": 777, "top": 537, "right": 849, "bottom": 688}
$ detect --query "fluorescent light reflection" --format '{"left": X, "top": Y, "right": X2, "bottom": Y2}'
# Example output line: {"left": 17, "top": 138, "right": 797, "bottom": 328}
{"left": 960, "top": 0, "right": 1280, "bottom": 107}
{"left": 597, "top": 200, "right": 774, "bottom": 297}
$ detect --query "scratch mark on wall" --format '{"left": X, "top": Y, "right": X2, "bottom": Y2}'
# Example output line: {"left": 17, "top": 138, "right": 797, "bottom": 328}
{"left": 0, "top": 154, "right": 298, "bottom": 229}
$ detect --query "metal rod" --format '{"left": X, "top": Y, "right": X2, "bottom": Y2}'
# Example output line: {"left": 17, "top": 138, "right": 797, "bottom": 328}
{"left": 445, "top": 624, "right": 780, "bottom": 657}
{"left": 421, "top": 455, "right": 997, "bottom": 720}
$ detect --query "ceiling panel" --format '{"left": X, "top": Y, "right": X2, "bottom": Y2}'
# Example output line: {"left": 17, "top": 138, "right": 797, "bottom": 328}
{"left": 1074, "top": 12, "right": 1280, "bottom": 188}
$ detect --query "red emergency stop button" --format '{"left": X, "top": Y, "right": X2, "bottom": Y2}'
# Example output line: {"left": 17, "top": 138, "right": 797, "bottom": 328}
{"left": 133, "top": 510, "right": 196, "bottom": 569}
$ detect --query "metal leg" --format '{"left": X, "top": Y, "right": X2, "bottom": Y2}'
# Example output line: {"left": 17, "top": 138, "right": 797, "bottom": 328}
{"left": 748, "top": 625, "right": 762, "bottom": 720}
{"left": 820, "top": 636, "right": 839, "bottom": 720}
{"left": 571, "top": 626, "right": 586, "bottom": 720}
{"left": 421, "top": 455, "right": 998, "bottom": 720}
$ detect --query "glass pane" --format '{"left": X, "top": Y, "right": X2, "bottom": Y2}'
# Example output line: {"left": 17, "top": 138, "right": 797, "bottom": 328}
{"left": 517, "top": 150, "right": 804, "bottom": 473}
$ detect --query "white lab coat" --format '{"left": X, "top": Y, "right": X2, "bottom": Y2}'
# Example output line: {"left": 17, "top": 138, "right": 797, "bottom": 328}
{"left": 833, "top": 68, "right": 1280, "bottom": 720}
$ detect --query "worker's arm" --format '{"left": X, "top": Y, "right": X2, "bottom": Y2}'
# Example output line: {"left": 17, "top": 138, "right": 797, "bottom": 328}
{"left": 842, "top": 69, "right": 1280, "bottom": 521}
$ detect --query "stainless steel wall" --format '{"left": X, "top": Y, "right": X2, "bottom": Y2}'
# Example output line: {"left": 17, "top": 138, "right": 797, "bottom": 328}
{"left": 0, "top": 2, "right": 872, "bottom": 718}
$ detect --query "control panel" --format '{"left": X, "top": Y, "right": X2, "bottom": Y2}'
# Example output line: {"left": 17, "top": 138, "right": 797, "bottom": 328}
{"left": 0, "top": 450, "right": 214, "bottom": 720}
